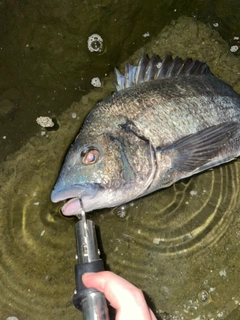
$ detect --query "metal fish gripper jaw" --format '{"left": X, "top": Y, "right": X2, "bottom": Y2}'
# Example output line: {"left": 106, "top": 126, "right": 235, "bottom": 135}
{"left": 73, "top": 198, "right": 110, "bottom": 320}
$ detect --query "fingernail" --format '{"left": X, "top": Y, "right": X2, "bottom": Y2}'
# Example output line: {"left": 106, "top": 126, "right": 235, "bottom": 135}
{"left": 82, "top": 272, "right": 95, "bottom": 279}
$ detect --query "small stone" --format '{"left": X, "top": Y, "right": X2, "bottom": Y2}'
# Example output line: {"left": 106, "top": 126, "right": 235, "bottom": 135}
{"left": 91, "top": 77, "right": 102, "bottom": 87}
{"left": 219, "top": 269, "right": 227, "bottom": 277}
{"left": 36, "top": 116, "right": 54, "bottom": 128}
{"left": 190, "top": 190, "right": 197, "bottom": 196}
{"left": 230, "top": 45, "right": 239, "bottom": 52}
{"left": 153, "top": 237, "right": 161, "bottom": 244}
{"left": 142, "top": 32, "right": 150, "bottom": 37}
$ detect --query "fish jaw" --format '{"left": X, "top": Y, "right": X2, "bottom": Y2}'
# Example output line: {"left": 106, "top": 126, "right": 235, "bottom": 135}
{"left": 50, "top": 180, "right": 149, "bottom": 214}
{"left": 50, "top": 184, "right": 103, "bottom": 213}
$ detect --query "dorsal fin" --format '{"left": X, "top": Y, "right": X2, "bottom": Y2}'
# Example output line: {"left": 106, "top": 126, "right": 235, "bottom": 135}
{"left": 114, "top": 53, "right": 210, "bottom": 91}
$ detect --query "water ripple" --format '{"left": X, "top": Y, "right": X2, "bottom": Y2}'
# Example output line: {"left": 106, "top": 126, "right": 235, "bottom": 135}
{"left": 114, "top": 163, "right": 238, "bottom": 256}
{"left": 102, "top": 161, "right": 240, "bottom": 319}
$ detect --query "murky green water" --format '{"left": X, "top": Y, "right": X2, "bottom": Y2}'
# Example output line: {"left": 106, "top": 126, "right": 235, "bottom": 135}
{"left": 1, "top": 1, "right": 240, "bottom": 320}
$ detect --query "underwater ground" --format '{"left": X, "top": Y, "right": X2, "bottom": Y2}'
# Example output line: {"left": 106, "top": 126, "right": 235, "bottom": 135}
{"left": 0, "top": 1, "right": 240, "bottom": 319}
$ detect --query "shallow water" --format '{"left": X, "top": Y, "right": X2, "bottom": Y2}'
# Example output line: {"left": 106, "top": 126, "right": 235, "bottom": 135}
{"left": 1, "top": 2, "right": 240, "bottom": 320}
{"left": 0, "top": 0, "right": 240, "bottom": 161}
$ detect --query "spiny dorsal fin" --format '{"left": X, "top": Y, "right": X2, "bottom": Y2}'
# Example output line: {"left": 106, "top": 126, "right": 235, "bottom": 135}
{"left": 114, "top": 53, "right": 210, "bottom": 91}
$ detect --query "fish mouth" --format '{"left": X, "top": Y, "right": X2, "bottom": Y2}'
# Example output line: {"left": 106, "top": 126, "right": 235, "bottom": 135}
{"left": 61, "top": 197, "right": 86, "bottom": 216}
{"left": 51, "top": 184, "right": 102, "bottom": 214}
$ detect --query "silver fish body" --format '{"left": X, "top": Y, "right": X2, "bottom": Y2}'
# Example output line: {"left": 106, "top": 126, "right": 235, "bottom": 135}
{"left": 51, "top": 54, "right": 240, "bottom": 214}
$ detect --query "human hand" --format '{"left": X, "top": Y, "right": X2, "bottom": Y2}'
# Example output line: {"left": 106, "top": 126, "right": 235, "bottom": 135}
{"left": 82, "top": 271, "right": 157, "bottom": 320}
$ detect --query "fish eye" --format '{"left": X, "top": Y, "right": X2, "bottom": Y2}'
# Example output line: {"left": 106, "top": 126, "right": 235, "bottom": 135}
{"left": 81, "top": 147, "right": 100, "bottom": 165}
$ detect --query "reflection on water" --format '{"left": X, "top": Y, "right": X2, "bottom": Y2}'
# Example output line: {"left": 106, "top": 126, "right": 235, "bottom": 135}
{"left": 1, "top": 14, "right": 240, "bottom": 320}
{"left": 124, "top": 163, "right": 238, "bottom": 256}
{"left": 103, "top": 161, "right": 240, "bottom": 319}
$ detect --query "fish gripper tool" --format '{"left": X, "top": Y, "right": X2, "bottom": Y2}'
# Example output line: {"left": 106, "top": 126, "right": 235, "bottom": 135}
{"left": 73, "top": 200, "right": 110, "bottom": 320}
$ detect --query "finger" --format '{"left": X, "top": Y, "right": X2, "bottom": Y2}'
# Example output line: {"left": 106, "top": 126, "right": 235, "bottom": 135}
{"left": 82, "top": 271, "right": 157, "bottom": 320}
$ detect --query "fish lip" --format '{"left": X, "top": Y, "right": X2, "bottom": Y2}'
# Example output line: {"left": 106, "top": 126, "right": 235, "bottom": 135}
{"left": 61, "top": 197, "right": 87, "bottom": 216}
{"left": 50, "top": 183, "right": 101, "bottom": 203}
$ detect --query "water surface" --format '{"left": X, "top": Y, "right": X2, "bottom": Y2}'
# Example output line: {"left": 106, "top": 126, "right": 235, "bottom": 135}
{"left": 1, "top": 2, "right": 240, "bottom": 320}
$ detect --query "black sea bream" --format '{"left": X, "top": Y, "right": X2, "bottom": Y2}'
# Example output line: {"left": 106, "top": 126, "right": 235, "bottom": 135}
{"left": 51, "top": 54, "right": 240, "bottom": 214}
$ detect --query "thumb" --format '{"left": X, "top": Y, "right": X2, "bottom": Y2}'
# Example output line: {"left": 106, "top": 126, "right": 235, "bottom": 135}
{"left": 82, "top": 271, "right": 156, "bottom": 320}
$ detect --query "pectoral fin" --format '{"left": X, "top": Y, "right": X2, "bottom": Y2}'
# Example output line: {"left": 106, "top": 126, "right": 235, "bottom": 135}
{"left": 158, "top": 122, "right": 240, "bottom": 172}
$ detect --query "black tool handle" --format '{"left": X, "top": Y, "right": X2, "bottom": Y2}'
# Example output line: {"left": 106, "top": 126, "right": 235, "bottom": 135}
{"left": 73, "top": 259, "right": 105, "bottom": 310}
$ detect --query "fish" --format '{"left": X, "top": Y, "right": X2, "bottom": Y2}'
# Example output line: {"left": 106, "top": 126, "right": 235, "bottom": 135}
{"left": 51, "top": 53, "right": 240, "bottom": 215}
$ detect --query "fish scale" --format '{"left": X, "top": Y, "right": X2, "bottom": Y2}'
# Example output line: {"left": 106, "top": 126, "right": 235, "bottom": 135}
{"left": 51, "top": 54, "right": 240, "bottom": 214}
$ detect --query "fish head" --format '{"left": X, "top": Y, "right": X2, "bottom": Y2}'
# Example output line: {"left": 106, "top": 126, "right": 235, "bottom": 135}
{"left": 51, "top": 122, "right": 156, "bottom": 214}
